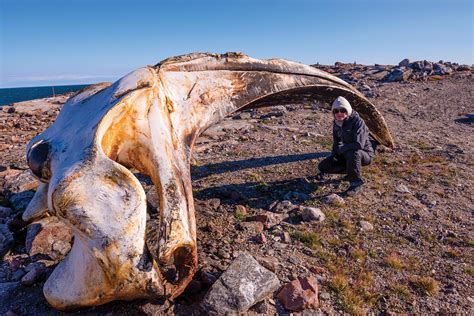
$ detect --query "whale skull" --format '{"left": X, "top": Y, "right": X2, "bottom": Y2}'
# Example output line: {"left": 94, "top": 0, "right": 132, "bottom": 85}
{"left": 23, "top": 52, "right": 394, "bottom": 310}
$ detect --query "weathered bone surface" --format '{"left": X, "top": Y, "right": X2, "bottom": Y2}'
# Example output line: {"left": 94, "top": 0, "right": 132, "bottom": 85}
{"left": 23, "top": 52, "right": 394, "bottom": 310}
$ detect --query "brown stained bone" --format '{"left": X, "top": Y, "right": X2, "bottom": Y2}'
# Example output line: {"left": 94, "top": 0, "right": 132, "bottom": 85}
{"left": 23, "top": 52, "right": 394, "bottom": 310}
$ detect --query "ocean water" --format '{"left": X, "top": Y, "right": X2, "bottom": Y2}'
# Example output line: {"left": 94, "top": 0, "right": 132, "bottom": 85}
{"left": 0, "top": 84, "right": 89, "bottom": 106}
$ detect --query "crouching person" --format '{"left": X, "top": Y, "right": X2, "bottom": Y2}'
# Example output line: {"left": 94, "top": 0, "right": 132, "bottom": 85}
{"left": 318, "top": 96, "right": 375, "bottom": 196}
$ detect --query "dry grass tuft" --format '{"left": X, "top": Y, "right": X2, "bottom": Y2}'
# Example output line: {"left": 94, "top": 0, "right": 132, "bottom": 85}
{"left": 384, "top": 254, "right": 405, "bottom": 269}
{"left": 409, "top": 276, "right": 439, "bottom": 296}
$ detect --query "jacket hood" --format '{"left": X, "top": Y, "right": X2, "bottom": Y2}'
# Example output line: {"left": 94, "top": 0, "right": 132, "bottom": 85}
{"left": 332, "top": 96, "right": 353, "bottom": 116}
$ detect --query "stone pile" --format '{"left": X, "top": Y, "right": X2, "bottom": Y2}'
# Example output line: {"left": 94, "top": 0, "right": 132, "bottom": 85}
{"left": 312, "top": 59, "right": 472, "bottom": 97}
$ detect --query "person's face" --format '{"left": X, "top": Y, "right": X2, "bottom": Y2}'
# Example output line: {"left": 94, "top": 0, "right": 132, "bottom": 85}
{"left": 333, "top": 108, "right": 348, "bottom": 121}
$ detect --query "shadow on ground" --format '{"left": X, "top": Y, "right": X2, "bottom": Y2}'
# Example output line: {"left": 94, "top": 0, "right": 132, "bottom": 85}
{"left": 191, "top": 152, "right": 329, "bottom": 180}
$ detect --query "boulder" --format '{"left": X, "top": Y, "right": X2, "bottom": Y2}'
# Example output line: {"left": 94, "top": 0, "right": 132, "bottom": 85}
{"left": 410, "top": 61, "right": 424, "bottom": 71}
{"left": 277, "top": 276, "right": 319, "bottom": 311}
{"left": 457, "top": 64, "right": 471, "bottom": 71}
{"left": 25, "top": 217, "right": 73, "bottom": 261}
{"left": 202, "top": 252, "right": 280, "bottom": 314}
{"left": 433, "top": 63, "right": 453, "bottom": 75}
{"left": 398, "top": 58, "right": 410, "bottom": 67}
{"left": 384, "top": 68, "right": 411, "bottom": 82}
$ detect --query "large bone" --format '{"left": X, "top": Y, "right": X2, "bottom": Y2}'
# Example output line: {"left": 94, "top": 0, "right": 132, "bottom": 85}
{"left": 24, "top": 52, "right": 394, "bottom": 310}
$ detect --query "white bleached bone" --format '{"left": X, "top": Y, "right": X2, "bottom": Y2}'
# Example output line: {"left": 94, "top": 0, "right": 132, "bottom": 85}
{"left": 24, "top": 52, "right": 393, "bottom": 310}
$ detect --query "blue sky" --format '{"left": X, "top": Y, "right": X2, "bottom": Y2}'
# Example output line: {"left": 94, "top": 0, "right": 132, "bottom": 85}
{"left": 0, "top": 0, "right": 472, "bottom": 88}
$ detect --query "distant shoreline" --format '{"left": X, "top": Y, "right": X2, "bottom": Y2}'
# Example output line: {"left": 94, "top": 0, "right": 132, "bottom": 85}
{"left": 0, "top": 84, "right": 90, "bottom": 106}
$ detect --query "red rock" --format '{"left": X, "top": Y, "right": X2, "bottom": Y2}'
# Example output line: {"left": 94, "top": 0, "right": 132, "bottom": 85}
{"left": 238, "top": 221, "right": 264, "bottom": 234}
{"left": 309, "top": 266, "right": 326, "bottom": 275}
{"left": 277, "top": 276, "right": 319, "bottom": 312}
{"left": 255, "top": 256, "right": 279, "bottom": 272}
{"left": 246, "top": 211, "right": 283, "bottom": 229}
{"left": 26, "top": 217, "right": 73, "bottom": 261}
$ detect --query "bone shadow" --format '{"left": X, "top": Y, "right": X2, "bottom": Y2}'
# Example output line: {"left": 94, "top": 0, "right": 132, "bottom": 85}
{"left": 193, "top": 175, "right": 345, "bottom": 210}
{"left": 454, "top": 114, "right": 474, "bottom": 124}
{"left": 191, "top": 151, "right": 330, "bottom": 180}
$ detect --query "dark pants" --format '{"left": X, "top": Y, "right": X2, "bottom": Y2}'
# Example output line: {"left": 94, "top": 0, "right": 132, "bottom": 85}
{"left": 318, "top": 150, "right": 372, "bottom": 183}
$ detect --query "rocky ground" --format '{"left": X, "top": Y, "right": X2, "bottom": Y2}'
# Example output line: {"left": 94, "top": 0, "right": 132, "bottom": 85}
{"left": 0, "top": 60, "right": 473, "bottom": 315}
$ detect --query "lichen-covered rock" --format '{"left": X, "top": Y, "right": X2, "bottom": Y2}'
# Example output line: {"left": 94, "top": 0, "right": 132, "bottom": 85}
{"left": 202, "top": 252, "right": 280, "bottom": 314}
{"left": 25, "top": 217, "right": 73, "bottom": 261}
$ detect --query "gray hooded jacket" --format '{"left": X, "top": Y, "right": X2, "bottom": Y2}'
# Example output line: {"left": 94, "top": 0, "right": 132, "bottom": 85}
{"left": 331, "top": 111, "right": 374, "bottom": 157}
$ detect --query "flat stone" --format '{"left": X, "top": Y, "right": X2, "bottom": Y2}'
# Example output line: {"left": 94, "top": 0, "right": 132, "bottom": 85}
{"left": 3, "top": 170, "right": 38, "bottom": 194}
{"left": 238, "top": 221, "right": 264, "bottom": 234}
{"left": 202, "top": 252, "right": 280, "bottom": 314}
{"left": 255, "top": 256, "right": 279, "bottom": 272}
{"left": 277, "top": 276, "right": 319, "bottom": 312}
{"left": 246, "top": 212, "right": 284, "bottom": 229}
{"left": 270, "top": 200, "right": 296, "bottom": 213}
{"left": 395, "top": 183, "right": 411, "bottom": 194}
{"left": 301, "top": 207, "right": 325, "bottom": 222}
{"left": 26, "top": 216, "right": 73, "bottom": 261}
{"left": 359, "top": 220, "right": 374, "bottom": 232}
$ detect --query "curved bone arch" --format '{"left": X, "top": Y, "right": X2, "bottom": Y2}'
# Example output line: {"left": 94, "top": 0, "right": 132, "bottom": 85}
{"left": 23, "top": 52, "right": 394, "bottom": 310}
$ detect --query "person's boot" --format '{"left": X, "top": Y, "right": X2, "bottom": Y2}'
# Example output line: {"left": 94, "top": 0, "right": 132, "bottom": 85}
{"left": 346, "top": 179, "right": 364, "bottom": 196}
{"left": 341, "top": 175, "right": 351, "bottom": 182}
